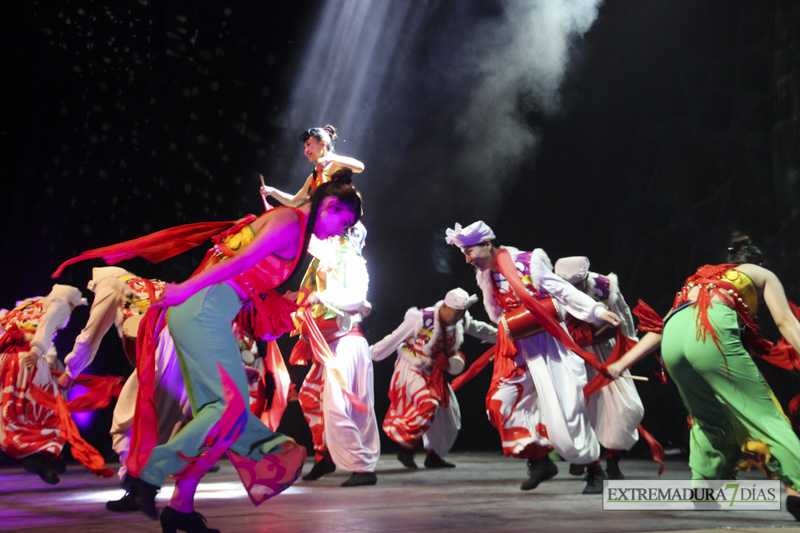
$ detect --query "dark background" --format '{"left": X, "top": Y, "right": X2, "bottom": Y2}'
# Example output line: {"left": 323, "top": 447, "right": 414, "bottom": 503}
{"left": 2, "top": 0, "right": 799, "bottom": 462}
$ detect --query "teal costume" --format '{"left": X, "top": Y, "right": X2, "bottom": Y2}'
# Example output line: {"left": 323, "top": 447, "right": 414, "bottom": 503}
{"left": 139, "top": 283, "right": 288, "bottom": 485}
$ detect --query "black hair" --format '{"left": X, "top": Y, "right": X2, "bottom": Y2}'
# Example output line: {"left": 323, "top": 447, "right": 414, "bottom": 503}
{"left": 300, "top": 125, "right": 338, "bottom": 152}
{"left": 726, "top": 232, "right": 764, "bottom": 265}
{"left": 284, "top": 169, "right": 362, "bottom": 283}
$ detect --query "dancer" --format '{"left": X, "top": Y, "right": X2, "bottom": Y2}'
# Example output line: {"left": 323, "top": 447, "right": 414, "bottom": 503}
{"left": 261, "top": 125, "right": 364, "bottom": 207}
{"left": 371, "top": 288, "right": 497, "bottom": 469}
{"left": 607, "top": 235, "right": 800, "bottom": 521}
{"left": 554, "top": 256, "right": 645, "bottom": 479}
{"left": 445, "top": 221, "right": 621, "bottom": 494}
{"left": 58, "top": 266, "right": 166, "bottom": 386}
{"left": 0, "top": 285, "right": 86, "bottom": 483}
{"left": 124, "top": 177, "right": 362, "bottom": 530}
{"left": 293, "top": 221, "right": 380, "bottom": 486}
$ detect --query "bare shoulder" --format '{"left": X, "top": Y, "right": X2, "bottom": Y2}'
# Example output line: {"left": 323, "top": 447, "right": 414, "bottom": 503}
{"left": 736, "top": 263, "right": 777, "bottom": 289}
{"left": 253, "top": 207, "right": 302, "bottom": 234}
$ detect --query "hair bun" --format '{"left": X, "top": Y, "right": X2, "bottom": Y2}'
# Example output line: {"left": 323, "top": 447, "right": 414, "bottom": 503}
{"left": 329, "top": 168, "right": 353, "bottom": 184}
{"left": 728, "top": 231, "right": 752, "bottom": 252}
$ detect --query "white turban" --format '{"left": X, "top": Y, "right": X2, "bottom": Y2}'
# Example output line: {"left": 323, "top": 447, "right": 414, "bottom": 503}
{"left": 443, "top": 288, "right": 478, "bottom": 310}
{"left": 445, "top": 221, "right": 496, "bottom": 249}
{"left": 554, "top": 256, "right": 590, "bottom": 284}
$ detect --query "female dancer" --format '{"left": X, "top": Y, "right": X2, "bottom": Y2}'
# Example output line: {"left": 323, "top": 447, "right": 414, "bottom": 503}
{"left": 607, "top": 235, "right": 800, "bottom": 521}
{"left": 261, "top": 125, "right": 364, "bottom": 206}
{"left": 128, "top": 177, "right": 362, "bottom": 531}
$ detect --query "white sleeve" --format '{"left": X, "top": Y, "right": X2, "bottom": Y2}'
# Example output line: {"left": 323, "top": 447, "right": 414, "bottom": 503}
{"left": 318, "top": 256, "right": 369, "bottom": 312}
{"left": 463, "top": 312, "right": 498, "bottom": 342}
{"left": 370, "top": 309, "right": 422, "bottom": 362}
{"left": 30, "top": 297, "right": 72, "bottom": 356}
{"left": 64, "top": 278, "right": 126, "bottom": 378}
{"left": 531, "top": 249, "right": 606, "bottom": 324}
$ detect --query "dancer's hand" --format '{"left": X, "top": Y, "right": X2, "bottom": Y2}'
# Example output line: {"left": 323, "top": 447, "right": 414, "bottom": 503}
{"left": 20, "top": 350, "right": 39, "bottom": 370}
{"left": 606, "top": 361, "right": 625, "bottom": 380}
{"left": 305, "top": 291, "right": 323, "bottom": 306}
{"left": 599, "top": 310, "right": 621, "bottom": 327}
{"left": 57, "top": 372, "right": 75, "bottom": 390}
{"left": 314, "top": 157, "right": 332, "bottom": 176}
{"left": 151, "top": 283, "right": 193, "bottom": 309}
{"left": 260, "top": 183, "right": 274, "bottom": 198}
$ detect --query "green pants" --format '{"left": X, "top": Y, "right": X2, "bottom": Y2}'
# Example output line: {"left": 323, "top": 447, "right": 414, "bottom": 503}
{"left": 139, "top": 283, "right": 287, "bottom": 487}
{"left": 662, "top": 304, "right": 800, "bottom": 490}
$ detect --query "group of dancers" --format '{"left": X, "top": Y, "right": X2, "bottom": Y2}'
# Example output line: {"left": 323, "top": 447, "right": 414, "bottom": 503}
{"left": 2, "top": 124, "right": 800, "bottom": 532}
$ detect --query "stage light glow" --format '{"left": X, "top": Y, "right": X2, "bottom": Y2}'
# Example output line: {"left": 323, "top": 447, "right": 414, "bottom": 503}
{"left": 66, "top": 384, "right": 94, "bottom": 429}
{"left": 55, "top": 481, "right": 311, "bottom": 504}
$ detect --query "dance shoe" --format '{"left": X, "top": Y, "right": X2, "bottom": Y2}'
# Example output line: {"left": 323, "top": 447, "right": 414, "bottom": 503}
{"left": 568, "top": 463, "right": 585, "bottom": 476}
{"left": 605, "top": 456, "right": 625, "bottom": 480}
{"left": 424, "top": 452, "right": 455, "bottom": 469}
{"left": 520, "top": 457, "right": 558, "bottom": 491}
{"left": 22, "top": 454, "right": 60, "bottom": 485}
{"left": 160, "top": 506, "right": 220, "bottom": 533}
{"left": 787, "top": 495, "right": 800, "bottom": 521}
{"left": 397, "top": 449, "right": 418, "bottom": 469}
{"left": 302, "top": 458, "right": 336, "bottom": 481}
{"left": 126, "top": 475, "right": 160, "bottom": 520}
{"left": 341, "top": 472, "right": 378, "bottom": 487}
{"left": 582, "top": 465, "right": 608, "bottom": 494}
{"left": 106, "top": 490, "right": 140, "bottom": 512}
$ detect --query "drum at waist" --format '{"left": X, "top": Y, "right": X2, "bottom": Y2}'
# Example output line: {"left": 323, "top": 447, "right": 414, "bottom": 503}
{"left": 121, "top": 314, "right": 144, "bottom": 367}
{"left": 304, "top": 315, "right": 363, "bottom": 343}
{"left": 500, "top": 298, "right": 561, "bottom": 342}
{"left": 122, "top": 314, "right": 144, "bottom": 339}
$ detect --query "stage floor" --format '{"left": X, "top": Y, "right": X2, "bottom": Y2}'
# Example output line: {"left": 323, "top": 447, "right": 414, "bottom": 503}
{"left": 1, "top": 452, "right": 798, "bottom": 532}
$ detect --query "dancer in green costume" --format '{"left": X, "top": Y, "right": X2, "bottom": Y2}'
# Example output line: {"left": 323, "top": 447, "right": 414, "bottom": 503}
{"left": 608, "top": 235, "right": 800, "bottom": 521}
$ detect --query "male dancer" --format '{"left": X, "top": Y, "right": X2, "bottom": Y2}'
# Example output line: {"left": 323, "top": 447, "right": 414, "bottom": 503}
{"left": 445, "top": 221, "right": 621, "bottom": 493}
{"left": 57, "top": 266, "right": 189, "bottom": 510}
{"left": 294, "top": 222, "right": 380, "bottom": 486}
{"left": 554, "top": 256, "right": 644, "bottom": 479}
{"left": 0, "top": 285, "right": 87, "bottom": 483}
{"left": 371, "top": 288, "right": 496, "bottom": 469}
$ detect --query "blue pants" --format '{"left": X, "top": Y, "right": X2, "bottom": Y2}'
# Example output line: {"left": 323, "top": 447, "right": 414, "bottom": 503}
{"left": 139, "top": 283, "right": 286, "bottom": 486}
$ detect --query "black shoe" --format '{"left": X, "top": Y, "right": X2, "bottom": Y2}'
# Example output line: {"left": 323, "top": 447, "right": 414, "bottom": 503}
{"left": 520, "top": 457, "right": 558, "bottom": 491}
{"left": 22, "top": 455, "right": 59, "bottom": 485}
{"left": 424, "top": 452, "right": 455, "bottom": 469}
{"left": 568, "top": 463, "right": 585, "bottom": 476}
{"left": 787, "top": 495, "right": 800, "bottom": 521}
{"left": 160, "top": 506, "right": 220, "bottom": 533}
{"left": 302, "top": 459, "right": 336, "bottom": 481}
{"left": 583, "top": 465, "right": 608, "bottom": 494}
{"left": 397, "top": 449, "right": 418, "bottom": 469}
{"left": 341, "top": 472, "right": 377, "bottom": 487}
{"left": 106, "top": 491, "right": 140, "bottom": 512}
{"left": 606, "top": 456, "right": 624, "bottom": 480}
{"left": 50, "top": 459, "right": 67, "bottom": 475}
{"left": 127, "top": 475, "right": 160, "bottom": 520}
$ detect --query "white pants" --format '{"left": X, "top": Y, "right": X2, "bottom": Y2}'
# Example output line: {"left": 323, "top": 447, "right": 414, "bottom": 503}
{"left": 109, "top": 326, "right": 189, "bottom": 479}
{"left": 322, "top": 336, "right": 380, "bottom": 473}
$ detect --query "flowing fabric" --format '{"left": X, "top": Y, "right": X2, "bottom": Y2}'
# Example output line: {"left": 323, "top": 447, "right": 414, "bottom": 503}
{"left": 451, "top": 346, "right": 495, "bottom": 392}
{"left": 0, "top": 326, "right": 64, "bottom": 459}
{"left": 258, "top": 341, "right": 291, "bottom": 432}
{"left": 172, "top": 364, "right": 248, "bottom": 480}
{"left": 583, "top": 331, "right": 638, "bottom": 397}
{"left": 126, "top": 307, "right": 166, "bottom": 478}
{"left": 295, "top": 308, "right": 367, "bottom": 414}
{"left": 28, "top": 383, "right": 118, "bottom": 477}
{"left": 52, "top": 220, "right": 240, "bottom": 278}
{"left": 637, "top": 423, "right": 665, "bottom": 475}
